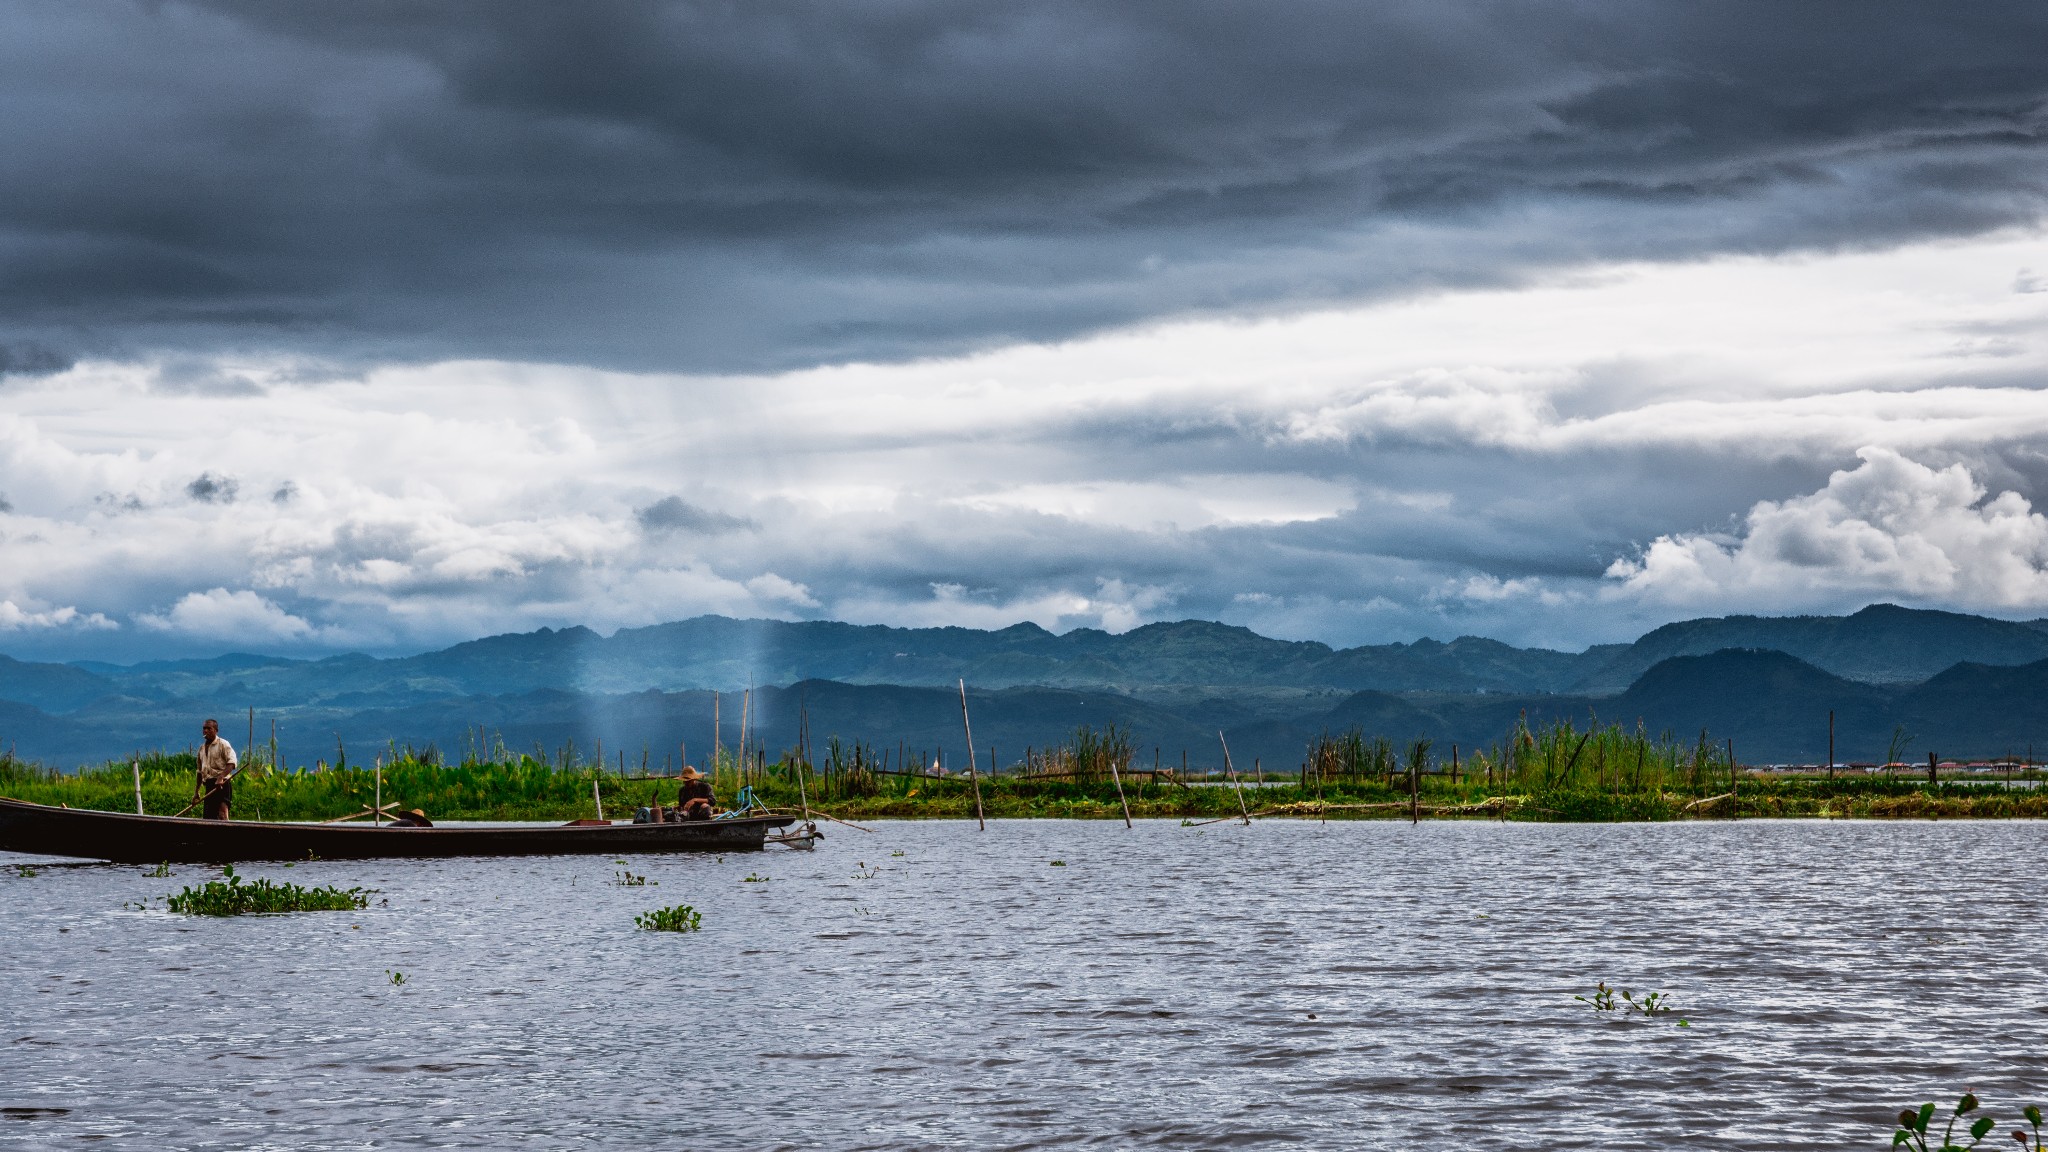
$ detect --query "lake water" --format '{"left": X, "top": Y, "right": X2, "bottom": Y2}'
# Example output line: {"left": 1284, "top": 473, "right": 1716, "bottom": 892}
{"left": 3, "top": 818, "right": 2045, "bottom": 1150}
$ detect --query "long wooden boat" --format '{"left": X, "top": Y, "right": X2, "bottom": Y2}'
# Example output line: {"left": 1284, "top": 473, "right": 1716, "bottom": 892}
{"left": 0, "top": 798, "right": 794, "bottom": 863}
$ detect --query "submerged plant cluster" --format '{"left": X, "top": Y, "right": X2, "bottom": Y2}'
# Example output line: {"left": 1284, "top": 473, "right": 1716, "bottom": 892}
{"left": 165, "top": 865, "right": 369, "bottom": 916}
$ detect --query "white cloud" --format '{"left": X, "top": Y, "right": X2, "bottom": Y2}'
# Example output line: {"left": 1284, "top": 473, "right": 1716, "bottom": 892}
{"left": 138, "top": 589, "right": 323, "bottom": 643}
{"left": 0, "top": 601, "right": 117, "bottom": 631}
{"left": 1607, "top": 448, "right": 2048, "bottom": 611}
{"left": 743, "top": 573, "right": 820, "bottom": 608}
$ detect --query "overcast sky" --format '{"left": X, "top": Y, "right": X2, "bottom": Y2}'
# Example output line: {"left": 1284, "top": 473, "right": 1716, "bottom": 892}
{"left": 4, "top": 1, "right": 2048, "bottom": 662}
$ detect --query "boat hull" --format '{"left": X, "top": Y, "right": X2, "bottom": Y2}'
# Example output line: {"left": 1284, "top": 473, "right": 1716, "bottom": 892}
{"left": 0, "top": 798, "right": 792, "bottom": 863}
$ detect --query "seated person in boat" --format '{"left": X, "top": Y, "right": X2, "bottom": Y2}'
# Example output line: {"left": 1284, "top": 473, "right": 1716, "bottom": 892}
{"left": 387, "top": 808, "right": 433, "bottom": 827}
{"left": 676, "top": 766, "right": 715, "bottom": 821}
{"left": 195, "top": 718, "right": 238, "bottom": 821}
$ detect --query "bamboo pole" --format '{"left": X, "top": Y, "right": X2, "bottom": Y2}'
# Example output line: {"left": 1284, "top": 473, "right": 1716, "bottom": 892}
{"left": 958, "top": 679, "right": 985, "bottom": 831}
{"left": 374, "top": 756, "right": 383, "bottom": 827}
{"left": 1727, "top": 737, "right": 1737, "bottom": 815}
{"left": 1218, "top": 732, "right": 1250, "bottom": 826}
{"left": 1109, "top": 754, "right": 1133, "bottom": 828}
{"left": 132, "top": 756, "right": 143, "bottom": 815}
{"left": 593, "top": 778, "right": 604, "bottom": 822}
{"left": 1410, "top": 748, "right": 1419, "bottom": 826}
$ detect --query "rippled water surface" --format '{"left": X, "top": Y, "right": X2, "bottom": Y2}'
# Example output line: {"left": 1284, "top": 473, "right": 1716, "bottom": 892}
{"left": 4, "top": 819, "right": 2046, "bottom": 1150}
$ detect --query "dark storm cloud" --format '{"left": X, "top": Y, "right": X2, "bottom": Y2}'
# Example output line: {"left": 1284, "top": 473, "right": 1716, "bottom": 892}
{"left": 0, "top": 0, "right": 2043, "bottom": 372}
{"left": 185, "top": 472, "right": 238, "bottom": 504}
{"left": 635, "top": 496, "right": 754, "bottom": 534}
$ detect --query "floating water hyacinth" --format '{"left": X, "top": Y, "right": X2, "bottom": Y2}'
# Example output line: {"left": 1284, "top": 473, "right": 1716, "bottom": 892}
{"left": 1573, "top": 982, "right": 1673, "bottom": 1017}
{"left": 1891, "top": 1094, "right": 2009, "bottom": 1151}
{"left": 165, "top": 865, "right": 369, "bottom": 915}
{"left": 634, "top": 904, "right": 701, "bottom": 932}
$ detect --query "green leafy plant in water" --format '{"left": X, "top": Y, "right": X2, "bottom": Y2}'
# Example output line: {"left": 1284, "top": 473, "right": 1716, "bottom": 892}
{"left": 635, "top": 904, "right": 701, "bottom": 932}
{"left": 145, "top": 862, "right": 172, "bottom": 878}
{"left": 742, "top": 873, "right": 769, "bottom": 883}
{"left": 1892, "top": 1094, "right": 2008, "bottom": 1151}
{"left": 386, "top": 970, "right": 406, "bottom": 987}
{"left": 165, "top": 864, "right": 369, "bottom": 916}
{"left": 614, "top": 870, "right": 651, "bottom": 886}
{"left": 16, "top": 865, "right": 37, "bottom": 878}
{"left": 1049, "top": 860, "right": 1067, "bottom": 867}
{"left": 1573, "top": 982, "right": 1675, "bottom": 1017}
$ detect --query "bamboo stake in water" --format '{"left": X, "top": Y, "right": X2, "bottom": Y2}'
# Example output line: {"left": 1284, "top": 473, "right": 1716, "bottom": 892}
{"left": 375, "top": 756, "right": 383, "bottom": 827}
{"left": 593, "top": 778, "right": 604, "bottom": 822}
{"left": 1218, "top": 732, "right": 1250, "bottom": 826}
{"left": 133, "top": 756, "right": 143, "bottom": 815}
{"left": 1727, "top": 737, "right": 1737, "bottom": 815}
{"left": 1109, "top": 752, "right": 1132, "bottom": 829}
{"left": 958, "top": 679, "right": 985, "bottom": 831}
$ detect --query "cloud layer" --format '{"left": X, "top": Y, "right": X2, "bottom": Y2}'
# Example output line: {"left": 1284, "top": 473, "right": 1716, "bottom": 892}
{"left": 5, "top": 232, "right": 2048, "bottom": 659}
{"left": 0, "top": 1, "right": 2044, "bottom": 372}
{"left": 4, "top": 3, "right": 2048, "bottom": 660}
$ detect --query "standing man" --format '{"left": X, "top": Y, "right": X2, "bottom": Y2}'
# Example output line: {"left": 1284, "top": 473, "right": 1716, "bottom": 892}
{"left": 195, "top": 718, "right": 238, "bottom": 821}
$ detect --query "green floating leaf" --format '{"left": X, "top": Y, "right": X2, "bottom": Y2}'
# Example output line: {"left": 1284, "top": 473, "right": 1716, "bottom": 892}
{"left": 166, "top": 867, "right": 368, "bottom": 915}
{"left": 635, "top": 904, "right": 701, "bottom": 933}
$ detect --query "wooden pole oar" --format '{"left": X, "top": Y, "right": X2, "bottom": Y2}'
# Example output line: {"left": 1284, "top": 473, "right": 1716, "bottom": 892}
{"left": 807, "top": 807, "right": 875, "bottom": 833}
{"left": 171, "top": 764, "right": 245, "bottom": 819}
{"left": 320, "top": 803, "right": 400, "bottom": 824}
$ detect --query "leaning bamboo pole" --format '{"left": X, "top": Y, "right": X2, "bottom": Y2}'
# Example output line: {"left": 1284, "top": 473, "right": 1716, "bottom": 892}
{"left": 1218, "top": 732, "right": 1251, "bottom": 826}
{"left": 958, "top": 680, "right": 985, "bottom": 831}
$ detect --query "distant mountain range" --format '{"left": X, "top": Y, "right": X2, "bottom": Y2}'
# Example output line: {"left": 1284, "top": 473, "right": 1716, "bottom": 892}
{"left": 4, "top": 603, "right": 2048, "bottom": 768}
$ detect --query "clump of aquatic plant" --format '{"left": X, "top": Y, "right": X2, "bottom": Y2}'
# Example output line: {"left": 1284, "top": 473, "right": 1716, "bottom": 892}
{"left": 386, "top": 970, "right": 407, "bottom": 987}
{"left": 614, "top": 870, "right": 651, "bottom": 886}
{"left": 16, "top": 864, "right": 37, "bottom": 878}
{"left": 742, "top": 872, "right": 769, "bottom": 883}
{"left": 635, "top": 904, "right": 701, "bottom": 932}
{"left": 1891, "top": 1094, "right": 2009, "bottom": 1151}
{"left": 1049, "top": 859, "right": 1067, "bottom": 867}
{"left": 1574, "top": 982, "right": 1674, "bottom": 1016}
{"left": 165, "top": 865, "right": 369, "bottom": 916}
